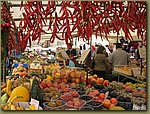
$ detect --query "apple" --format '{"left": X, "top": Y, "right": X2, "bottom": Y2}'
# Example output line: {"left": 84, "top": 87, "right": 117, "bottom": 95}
{"left": 19, "top": 72, "right": 24, "bottom": 77}
{"left": 70, "top": 71, "right": 75, "bottom": 78}
{"left": 75, "top": 72, "right": 81, "bottom": 78}
{"left": 40, "top": 81, "right": 47, "bottom": 88}
{"left": 74, "top": 101, "right": 81, "bottom": 107}
{"left": 72, "top": 98, "right": 79, "bottom": 102}
{"left": 71, "top": 78, "right": 76, "bottom": 83}
{"left": 62, "top": 79, "right": 67, "bottom": 84}
{"left": 99, "top": 78, "right": 104, "bottom": 83}
{"left": 22, "top": 71, "right": 28, "bottom": 76}
{"left": 18, "top": 66, "right": 24, "bottom": 72}
{"left": 55, "top": 73, "right": 61, "bottom": 78}
{"left": 67, "top": 101, "right": 74, "bottom": 106}
{"left": 75, "top": 78, "right": 80, "bottom": 84}
{"left": 88, "top": 92, "right": 94, "bottom": 97}
{"left": 70, "top": 83, "right": 77, "bottom": 88}
{"left": 93, "top": 74, "right": 98, "bottom": 80}
{"left": 71, "top": 92, "right": 79, "bottom": 98}
{"left": 46, "top": 81, "right": 53, "bottom": 87}
{"left": 93, "top": 90, "right": 100, "bottom": 96}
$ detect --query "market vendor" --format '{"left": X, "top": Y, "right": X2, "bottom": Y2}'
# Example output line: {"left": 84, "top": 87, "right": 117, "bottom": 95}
{"left": 66, "top": 43, "right": 78, "bottom": 66}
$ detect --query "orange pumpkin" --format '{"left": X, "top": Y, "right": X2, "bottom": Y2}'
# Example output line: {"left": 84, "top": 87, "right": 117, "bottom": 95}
{"left": 110, "top": 98, "right": 118, "bottom": 105}
{"left": 99, "top": 93, "right": 106, "bottom": 100}
{"left": 102, "top": 99, "right": 111, "bottom": 108}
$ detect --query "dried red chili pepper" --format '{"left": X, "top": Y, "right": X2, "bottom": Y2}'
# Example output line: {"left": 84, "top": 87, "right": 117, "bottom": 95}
{"left": 62, "top": 26, "right": 67, "bottom": 39}
{"left": 20, "top": 1, "right": 23, "bottom": 10}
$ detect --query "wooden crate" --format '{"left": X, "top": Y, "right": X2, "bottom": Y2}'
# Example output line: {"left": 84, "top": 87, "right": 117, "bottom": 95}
{"left": 114, "top": 65, "right": 132, "bottom": 76}
{"left": 132, "top": 68, "right": 141, "bottom": 77}
{"left": 28, "top": 68, "right": 43, "bottom": 74}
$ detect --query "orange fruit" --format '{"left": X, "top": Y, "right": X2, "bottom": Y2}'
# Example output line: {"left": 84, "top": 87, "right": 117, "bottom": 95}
{"left": 99, "top": 93, "right": 106, "bottom": 100}
{"left": 102, "top": 99, "right": 111, "bottom": 108}
{"left": 103, "top": 80, "right": 109, "bottom": 86}
{"left": 110, "top": 98, "right": 118, "bottom": 105}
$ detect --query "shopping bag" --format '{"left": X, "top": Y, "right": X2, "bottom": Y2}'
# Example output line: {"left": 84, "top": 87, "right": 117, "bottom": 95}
{"left": 69, "top": 60, "right": 75, "bottom": 67}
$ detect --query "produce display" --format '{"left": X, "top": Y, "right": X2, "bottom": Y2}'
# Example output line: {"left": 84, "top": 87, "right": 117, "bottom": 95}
{"left": 113, "top": 66, "right": 146, "bottom": 81}
{"left": 1, "top": 64, "right": 147, "bottom": 110}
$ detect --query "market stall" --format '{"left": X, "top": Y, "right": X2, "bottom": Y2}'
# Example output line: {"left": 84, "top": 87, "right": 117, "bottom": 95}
{"left": 1, "top": 1, "right": 147, "bottom": 111}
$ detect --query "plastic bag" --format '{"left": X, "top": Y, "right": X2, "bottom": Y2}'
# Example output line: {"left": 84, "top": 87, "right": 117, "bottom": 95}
{"left": 69, "top": 60, "right": 75, "bottom": 67}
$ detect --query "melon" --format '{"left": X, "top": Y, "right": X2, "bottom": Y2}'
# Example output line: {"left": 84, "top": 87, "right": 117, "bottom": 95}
{"left": 10, "top": 86, "right": 30, "bottom": 102}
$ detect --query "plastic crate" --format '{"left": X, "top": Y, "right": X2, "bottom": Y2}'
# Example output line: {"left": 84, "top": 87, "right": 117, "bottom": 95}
{"left": 43, "top": 101, "right": 66, "bottom": 110}
{"left": 132, "top": 68, "right": 141, "bottom": 77}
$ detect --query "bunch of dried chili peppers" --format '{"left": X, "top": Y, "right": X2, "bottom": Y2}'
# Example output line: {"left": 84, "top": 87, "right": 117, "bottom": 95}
{"left": 1, "top": 1, "right": 20, "bottom": 52}
{"left": 18, "top": 1, "right": 146, "bottom": 50}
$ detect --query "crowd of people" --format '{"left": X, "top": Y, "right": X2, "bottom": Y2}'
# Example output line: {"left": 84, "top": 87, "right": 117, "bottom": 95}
{"left": 62, "top": 40, "right": 146, "bottom": 80}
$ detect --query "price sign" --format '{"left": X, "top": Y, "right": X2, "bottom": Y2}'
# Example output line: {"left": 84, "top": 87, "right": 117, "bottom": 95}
{"left": 132, "top": 104, "right": 141, "bottom": 110}
{"left": 141, "top": 105, "right": 146, "bottom": 110}
{"left": 104, "top": 91, "right": 109, "bottom": 99}
{"left": 30, "top": 98, "right": 39, "bottom": 110}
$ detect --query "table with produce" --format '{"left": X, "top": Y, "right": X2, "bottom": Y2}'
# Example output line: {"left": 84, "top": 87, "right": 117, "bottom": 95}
{"left": 1, "top": 63, "right": 146, "bottom": 110}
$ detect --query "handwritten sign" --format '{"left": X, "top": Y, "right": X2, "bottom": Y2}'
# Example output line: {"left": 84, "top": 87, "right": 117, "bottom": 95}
{"left": 104, "top": 91, "right": 109, "bottom": 99}
{"left": 132, "top": 104, "right": 141, "bottom": 110}
{"left": 30, "top": 98, "right": 39, "bottom": 110}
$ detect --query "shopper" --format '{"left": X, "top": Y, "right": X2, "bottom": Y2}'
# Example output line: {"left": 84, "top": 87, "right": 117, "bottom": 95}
{"left": 66, "top": 43, "right": 77, "bottom": 66}
{"left": 92, "top": 45, "right": 108, "bottom": 78}
{"left": 108, "top": 43, "right": 130, "bottom": 66}
{"left": 91, "top": 45, "right": 96, "bottom": 57}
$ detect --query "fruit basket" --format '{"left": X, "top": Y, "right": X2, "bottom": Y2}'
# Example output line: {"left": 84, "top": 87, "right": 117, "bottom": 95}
{"left": 79, "top": 95, "right": 93, "bottom": 102}
{"left": 43, "top": 100, "right": 66, "bottom": 110}
{"left": 59, "top": 88, "right": 74, "bottom": 94}
{"left": 1, "top": 102, "right": 43, "bottom": 110}
{"left": 79, "top": 106, "right": 94, "bottom": 110}
{"left": 85, "top": 100, "right": 103, "bottom": 110}
{"left": 114, "top": 65, "right": 132, "bottom": 76}
{"left": 66, "top": 99, "right": 86, "bottom": 110}
{"left": 28, "top": 68, "right": 43, "bottom": 74}
{"left": 117, "top": 101, "right": 133, "bottom": 110}
{"left": 60, "top": 93, "right": 74, "bottom": 102}
{"left": 60, "top": 92, "right": 80, "bottom": 102}
{"left": 77, "top": 91, "right": 87, "bottom": 96}
{"left": 132, "top": 68, "right": 141, "bottom": 77}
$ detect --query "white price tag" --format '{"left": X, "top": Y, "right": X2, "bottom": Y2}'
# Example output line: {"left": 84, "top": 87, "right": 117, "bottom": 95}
{"left": 141, "top": 105, "right": 146, "bottom": 110}
{"left": 104, "top": 91, "right": 109, "bottom": 99}
{"left": 30, "top": 98, "right": 39, "bottom": 110}
{"left": 132, "top": 104, "right": 141, "bottom": 110}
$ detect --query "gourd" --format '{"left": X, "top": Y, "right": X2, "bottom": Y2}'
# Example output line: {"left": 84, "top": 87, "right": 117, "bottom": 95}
{"left": 109, "top": 106, "right": 125, "bottom": 110}
{"left": 9, "top": 86, "right": 29, "bottom": 102}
